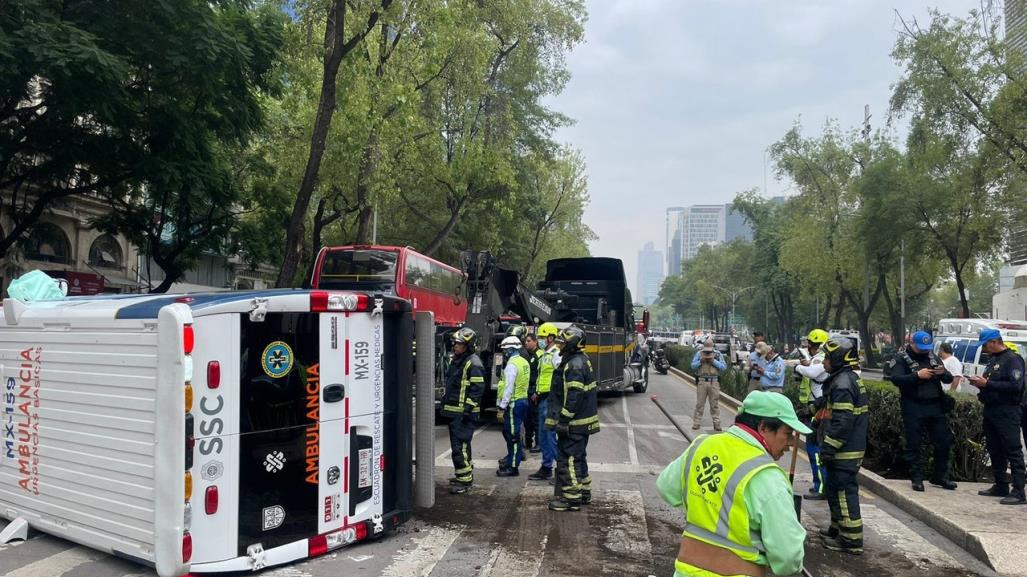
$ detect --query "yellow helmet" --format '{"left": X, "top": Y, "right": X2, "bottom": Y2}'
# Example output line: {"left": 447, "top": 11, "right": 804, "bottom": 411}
{"left": 807, "top": 329, "right": 830, "bottom": 345}
{"left": 1005, "top": 341, "right": 1020, "bottom": 354}
{"left": 537, "top": 322, "right": 559, "bottom": 338}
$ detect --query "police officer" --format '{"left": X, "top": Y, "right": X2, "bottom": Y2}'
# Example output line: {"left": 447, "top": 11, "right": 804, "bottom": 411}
{"left": 528, "top": 323, "right": 561, "bottom": 481}
{"left": 886, "top": 331, "right": 956, "bottom": 492}
{"left": 545, "top": 325, "right": 599, "bottom": 511}
{"left": 819, "top": 337, "right": 869, "bottom": 555}
{"left": 793, "top": 328, "right": 830, "bottom": 500}
{"left": 657, "top": 391, "right": 809, "bottom": 577}
{"left": 689, "top": 338, "right": 726, "bottom": 431}
{"left": 441, "top": 328, "right": 486, "bottom": 495}
{"left": 968, "top": 329, "right": 1027, "bottom": 505}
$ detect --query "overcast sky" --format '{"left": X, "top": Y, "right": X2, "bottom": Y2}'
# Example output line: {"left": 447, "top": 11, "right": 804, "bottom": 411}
{"left": 547, "top": 0, "right": 979, "bottom": 290}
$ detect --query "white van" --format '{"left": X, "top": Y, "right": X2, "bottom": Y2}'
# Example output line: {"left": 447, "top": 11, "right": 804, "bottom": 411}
{"left": 934, "top": 318, "right": 1027, "bottom": 385}
{"left": 0, "top": 289, "right": 413, "bottom": 576}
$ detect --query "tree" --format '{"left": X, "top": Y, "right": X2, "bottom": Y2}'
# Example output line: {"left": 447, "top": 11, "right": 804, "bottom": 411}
{"left": 892, "top": 7, "right": 1027, "bottom": 316}
{"left": 0, "top": 0, "right": 283, "bottom": 275}
{"left": 277, "top": 0, "right": 393, "bottom": 287}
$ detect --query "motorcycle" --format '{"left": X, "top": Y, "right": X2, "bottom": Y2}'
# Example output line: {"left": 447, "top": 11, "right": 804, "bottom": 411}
{"left": 652, "top": 348, "right": 670, "bottom": 375}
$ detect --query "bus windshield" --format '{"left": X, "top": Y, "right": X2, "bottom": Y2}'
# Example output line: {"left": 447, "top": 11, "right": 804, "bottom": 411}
{"left": 317, "top": 249, "right": 398, "bottom": 292}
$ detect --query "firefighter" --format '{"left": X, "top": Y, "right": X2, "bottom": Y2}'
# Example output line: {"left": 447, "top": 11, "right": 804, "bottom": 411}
{"left": 442, "top": 328, "right": 486, "bottom": 495}
{"left": 818, "top": 337, "right": 869, "bottom": 555}
{"left": 657, "top": 391, "right": 809, "bottom": 577}
{"left": 546, "top": 325, "right": 599, "bottom": 511}
{"left": 886, "top": 331, "right": 956, "bottom": 492}
{"left": 529, "top": 323, "right": 561, "bottom": 481}
{"left": 968, "top": 329, "right": 1027, "bottom": 505}
{"left": 794, "top": 328, "right": 830, "bottom": 500}
{"left": 497, "top": 335, "right": 530, "bottom": 476}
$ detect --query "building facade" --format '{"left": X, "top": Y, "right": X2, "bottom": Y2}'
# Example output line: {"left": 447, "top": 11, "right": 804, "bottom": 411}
{"left": 636, "top": 241, "right": 664, "bottom": 305}
{"left": 664, "top": 203, "right": 755, "bottom": 274}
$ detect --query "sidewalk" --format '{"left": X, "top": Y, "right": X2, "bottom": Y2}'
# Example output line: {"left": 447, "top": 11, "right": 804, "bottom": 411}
{"left": 859, "top": 473, "right": 1027, "bottom": 577}
{"left": 669, "top": 366, "right": 1027, "bottom": 576}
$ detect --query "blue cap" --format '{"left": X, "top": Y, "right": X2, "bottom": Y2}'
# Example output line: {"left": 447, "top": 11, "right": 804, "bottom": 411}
{"left": 978, "top": 328, "right": 1002, "bottom": 346}
{"left": 911, "top": 331, "right": 933, "bottom": 351}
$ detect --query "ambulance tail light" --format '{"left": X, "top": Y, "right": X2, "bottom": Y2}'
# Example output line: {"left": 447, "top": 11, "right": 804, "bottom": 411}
{"left": 310, "top": 291, "right": 368, "bottom": 313}
{"left": 207, "top": 361, "right": 221, "bottom": 389}
{"left": 183, "top": 324, "right": 194, "bottom": 355}
{"left": 205, "top": 485, "right": 219, "bottom": 515}
{"left": 182, "top": 532, "right": 193, "bottom": 563}
{"left": 353, "top": 521, "right": 368, "bottom": 542}
{"left": 184, "top": 471, "right": 193, "bottom": 502}
{"left": 308, "top": 534, "right": 328, "bottom": 558}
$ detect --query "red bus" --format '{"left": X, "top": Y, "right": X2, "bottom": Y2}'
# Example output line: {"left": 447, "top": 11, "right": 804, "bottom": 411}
{"left": 311, "top": 245, "right": 468, "bottom": 327}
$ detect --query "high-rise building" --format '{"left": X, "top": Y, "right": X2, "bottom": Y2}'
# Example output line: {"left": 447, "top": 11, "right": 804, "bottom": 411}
{"left": 636, "top": 241, "right": 664, "bottom": 305}
{"left": 681, "top": 205, "right": 726, "bottom": 261}
{"left": 666, "top": 207, "right": 685, "bottom": 276}
{"left": 1007, "top": 0, "right": 1027, "bottom": 59}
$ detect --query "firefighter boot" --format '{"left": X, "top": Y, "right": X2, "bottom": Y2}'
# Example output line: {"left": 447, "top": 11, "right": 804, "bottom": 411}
{"left": 528, "top": 467, "right": 552, "bottom": 481}
{"left": 548, "top": 497, "right": 581, "bottom": 512}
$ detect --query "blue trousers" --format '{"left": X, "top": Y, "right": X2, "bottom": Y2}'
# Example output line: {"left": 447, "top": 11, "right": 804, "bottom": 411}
{"left": 537, "top": 397, "right": 557, "bottom": 468}
{"left": 807, "top": 437, "right": 827, "bottom": 493}
{"left": 501, "top": 399, "right": 528, "bottom": 469}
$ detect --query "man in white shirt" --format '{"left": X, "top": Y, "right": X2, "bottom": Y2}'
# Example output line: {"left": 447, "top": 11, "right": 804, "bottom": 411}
{"left": 939, "top": 342, "right": 966, "bottom": 393}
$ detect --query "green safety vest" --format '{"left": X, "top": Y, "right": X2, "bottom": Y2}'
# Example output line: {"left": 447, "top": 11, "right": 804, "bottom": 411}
{"left": 798, "top": 349, "right": 826, "bottom": 405}
{"left": 502, "top": 355, "right": 531, "bottom": 401}
{"left": 679, "top": 433, "right": 783, "bottom": 567}
{"left": 537, "top": 347, "right": 556, "bottom": 394}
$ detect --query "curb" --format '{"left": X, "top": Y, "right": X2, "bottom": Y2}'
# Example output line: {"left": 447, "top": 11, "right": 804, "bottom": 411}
{"left": 667, "top": 365, "right": 996, "bottom": 571}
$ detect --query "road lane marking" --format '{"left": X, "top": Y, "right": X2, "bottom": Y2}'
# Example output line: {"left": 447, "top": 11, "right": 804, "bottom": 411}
{"left": 602, "top": 423, "right": 676, "bottom": 430}
{"left": 3, "top": 545, "right": 103, "bottom": 577}
{"left": 466, "top": 461, "right": 660, "bottom": 474}
{"left": 599, "top": 489, "right": 653, "bottom": 563}
{"left": 622, "top": 394, "right": 640, "bottom": 465}
{"left": 381, "top": 525, "right": 463, "bottom": 577}
{"left": 435, "top": 424, "right": 488, "bottom": 461}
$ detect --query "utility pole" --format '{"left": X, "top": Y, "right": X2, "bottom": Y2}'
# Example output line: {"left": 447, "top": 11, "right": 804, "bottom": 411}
{"left": 900, "top": 239, "right": 906, "bottom": 340}
{"left": 862, "top": 104, "right": 872, "bottom": 311}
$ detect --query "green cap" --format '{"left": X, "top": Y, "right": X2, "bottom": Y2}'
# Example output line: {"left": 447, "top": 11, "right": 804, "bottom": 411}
{"left": 739, "top": 391, "right": 812, "bottom": 435}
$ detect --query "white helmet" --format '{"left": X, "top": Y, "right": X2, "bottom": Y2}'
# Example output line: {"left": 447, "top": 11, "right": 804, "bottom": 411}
{"left": 500, "top": 336, "right": 522, "bottom": 350}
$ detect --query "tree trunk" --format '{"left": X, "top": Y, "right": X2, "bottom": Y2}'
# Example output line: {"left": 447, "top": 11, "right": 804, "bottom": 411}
{"left": 422, "top": 196, "right": 466, "bottom": 256}
{"left": 953, "top": 260, "right": 971, "bottom": 318}
{"left": 833, "top": 290, "right": 846, "bottom": 328}
{"left": 818, "top": 294, "right": 833, "bottom": 330}
{"left": 277, "top": 1, "right": 385, "bottom": 287}
{"left": 353, "top": 127, "right": 380, "bottom": 244}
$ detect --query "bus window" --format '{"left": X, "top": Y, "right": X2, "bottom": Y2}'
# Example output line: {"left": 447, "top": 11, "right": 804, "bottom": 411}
{"left": 319, "top": 250, "right": 397, "bottom": 292}
{"left": 405, "top": 253, "right": 431, "bottom": 288}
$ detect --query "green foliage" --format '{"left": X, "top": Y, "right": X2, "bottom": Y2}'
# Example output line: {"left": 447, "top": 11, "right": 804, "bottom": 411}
{"left": 0, "top": 0, "right": 285, "bottom": 282}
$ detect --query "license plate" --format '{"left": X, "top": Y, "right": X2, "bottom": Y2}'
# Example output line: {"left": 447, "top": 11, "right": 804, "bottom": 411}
{"left": 358, "top": 448, "right": 372, "bottom": 488}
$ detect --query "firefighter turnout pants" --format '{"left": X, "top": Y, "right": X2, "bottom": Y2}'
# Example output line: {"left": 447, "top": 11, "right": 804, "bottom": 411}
{"left": 449, "top": 414, "right": 477, "bottom": 483}
{"left": 984, "top": 404, "right": 1026, "bottom": 490}
{"left": 555, "top": 431, "right": 591, "bottom": 503}
{"left": 692, "top": 379, "right": 721, "bottom": 428}
{"left": 825, "top": 462, "right": 863, "bottom": 550}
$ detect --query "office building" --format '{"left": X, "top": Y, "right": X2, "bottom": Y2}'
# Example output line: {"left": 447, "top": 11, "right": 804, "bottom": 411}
{"left": 636, "top": 241, "right": 664, "bottom": 305}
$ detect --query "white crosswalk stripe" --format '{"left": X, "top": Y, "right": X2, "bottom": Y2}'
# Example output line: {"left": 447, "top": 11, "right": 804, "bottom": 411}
{"left": 380, "top": 525, "right": 463, "bottom": 577}
{"left": 3, "top": 545, "right": 104, "bottom": 577}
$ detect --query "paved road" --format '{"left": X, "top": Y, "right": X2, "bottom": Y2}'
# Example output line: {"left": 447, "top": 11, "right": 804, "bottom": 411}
{"left": 0, "top": 372, "right": 996, "bottom": 577}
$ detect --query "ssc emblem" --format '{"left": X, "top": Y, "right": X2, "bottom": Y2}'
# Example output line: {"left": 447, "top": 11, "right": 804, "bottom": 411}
{"left": 262, "top": 341, "right": 294, "bottom": 378}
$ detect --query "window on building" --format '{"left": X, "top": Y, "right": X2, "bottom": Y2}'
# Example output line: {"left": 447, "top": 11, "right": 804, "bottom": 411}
{"left": 24, "top": 223, "right": 71, "bottom": 264}
{"left": 88, "top": 234, "right": 123, "bottom": 268}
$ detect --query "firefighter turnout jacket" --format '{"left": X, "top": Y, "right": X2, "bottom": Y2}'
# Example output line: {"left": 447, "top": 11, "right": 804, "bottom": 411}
{"left": 442, "top": 351, "right": 486, "bottom": 418}
{"left": 819, "top": 367, "right": 869, "bottom": 464}
{"left": 546, "top": 350, "right": 599, "bottom": 434}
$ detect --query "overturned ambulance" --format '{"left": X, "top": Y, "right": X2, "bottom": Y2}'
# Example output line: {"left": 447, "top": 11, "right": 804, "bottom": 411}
{"left": 0, "top": 289, "right": 413, "bottom": 576}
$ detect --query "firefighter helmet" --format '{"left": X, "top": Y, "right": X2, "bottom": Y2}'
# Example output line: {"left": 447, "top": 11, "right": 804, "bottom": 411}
{"left": 823, "top": 337, "right": 859, "bottom": 370}
{"left": 807, "top": 329, "right": 830, "bottom": 345}
{"left": 506, "top": 324, "right": 528, "bottom": 342}
{"left": 556, "top": 325, "right": 586, "bottom": 355}
{"left": 450, "top": 327, "right": 477, "bottom": 351}
{"left": 537, "top": 322, "right": 559, "bottom": 339}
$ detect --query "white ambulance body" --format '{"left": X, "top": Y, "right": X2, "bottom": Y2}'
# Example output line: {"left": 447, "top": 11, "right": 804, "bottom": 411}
{"left": 0, "top": 289, "right": 413, "bottom": 576}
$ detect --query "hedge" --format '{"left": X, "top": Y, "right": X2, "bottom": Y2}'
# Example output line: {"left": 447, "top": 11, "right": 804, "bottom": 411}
{"left": 665, "top": 344, "right": 989, "bottom": 482}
